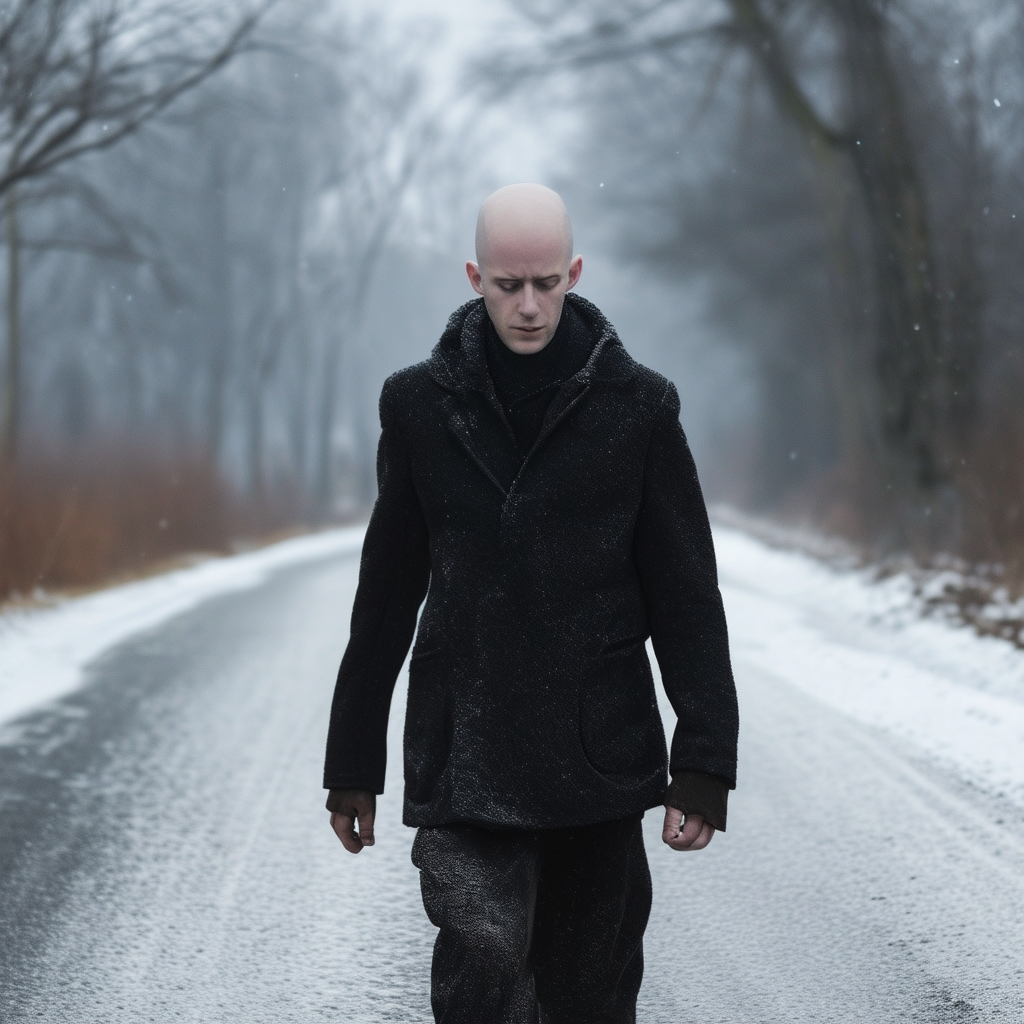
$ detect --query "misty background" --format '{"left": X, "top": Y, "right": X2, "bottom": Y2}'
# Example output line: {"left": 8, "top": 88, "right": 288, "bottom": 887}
{"left": 2, "top": 0, "right": 1022, "bottom": 603}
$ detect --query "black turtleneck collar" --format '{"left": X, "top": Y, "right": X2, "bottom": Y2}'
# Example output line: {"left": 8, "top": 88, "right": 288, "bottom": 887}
{"left": 484, "top": 301, "right": 594, "bottom": 453}
{"left": 486, "top": 302, "right": 592, "bottom": 404}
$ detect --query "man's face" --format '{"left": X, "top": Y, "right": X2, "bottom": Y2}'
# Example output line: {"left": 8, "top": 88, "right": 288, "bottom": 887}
{"left": 466, "top": 237, "right": 583, "bottom": 355}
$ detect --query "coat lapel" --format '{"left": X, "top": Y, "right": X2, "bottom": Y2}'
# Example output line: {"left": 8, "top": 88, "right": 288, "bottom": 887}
{"left": 428, "top": 293, "right": 639, "bottom": 494}
{"left": 434, "top": 301, "right": 521, "bottom": 495}
{"left": 444, "top": 403, "right": 511, "bottom": 497}
{"left": 515, "top": 295, "right": 635, "bottom": 466}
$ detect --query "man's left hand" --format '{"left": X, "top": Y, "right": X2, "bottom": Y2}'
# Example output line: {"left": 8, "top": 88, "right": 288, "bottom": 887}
{"left": 661, "top": 807, "right": 715, "bottom": 851}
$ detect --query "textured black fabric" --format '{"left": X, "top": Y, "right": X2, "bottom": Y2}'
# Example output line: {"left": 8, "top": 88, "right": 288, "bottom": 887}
{"left": 326, "top": 769, "right": 730, "bottom": 829}
{"left": 485, "top": 304, "right": 593, "bottom": 453}
{"left": 663, "top": 771, "right": 729, "bottom": 832}
{"left": 412, "top": 814, "right": 650, "bottom": 1024}
{"left": 323, "top": 291, "right": 739, "bottom": 829}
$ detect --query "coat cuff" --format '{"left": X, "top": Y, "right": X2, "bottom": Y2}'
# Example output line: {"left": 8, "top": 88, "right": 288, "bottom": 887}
{"left": 664, "top": 772, "right": 730, "bottom": 832}
{"left": 325, "top": 786, "right": 376, "bottom": 813}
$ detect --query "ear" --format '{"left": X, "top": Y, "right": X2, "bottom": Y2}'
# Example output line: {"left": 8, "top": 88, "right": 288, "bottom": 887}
{"left": 566, "top": 254, "right": 583, "bottom": 291}
{"left": 466, "top": 261, "right": 484, "bottom": 295}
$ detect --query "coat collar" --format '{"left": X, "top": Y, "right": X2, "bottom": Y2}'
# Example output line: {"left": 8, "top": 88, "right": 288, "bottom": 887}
{"left": 426, "top": 292, "right": 638, "bottom": 397}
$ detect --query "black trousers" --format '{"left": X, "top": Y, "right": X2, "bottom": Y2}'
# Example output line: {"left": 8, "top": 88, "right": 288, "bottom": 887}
{"left": 411, "top": 813, "right": 651, "bottom": 1024}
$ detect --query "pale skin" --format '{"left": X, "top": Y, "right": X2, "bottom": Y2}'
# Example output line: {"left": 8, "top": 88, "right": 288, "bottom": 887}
{"left": 330, "top": 184, "right": 715, "bottom": 856}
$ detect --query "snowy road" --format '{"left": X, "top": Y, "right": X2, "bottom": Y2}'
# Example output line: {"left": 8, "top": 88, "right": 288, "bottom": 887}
{"left": 1, "top": 534, "right": 1023, "bottom": 1022}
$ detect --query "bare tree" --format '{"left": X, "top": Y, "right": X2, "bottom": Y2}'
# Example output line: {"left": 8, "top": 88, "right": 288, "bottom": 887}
{"left": 0, "top": 0, "right": 268, "bottom": 460}
{"left": 302, "top": 46, "right": 440, "bottom": 514}
{"left": 3, "top": 2, "right": 471, "bottom": 525}
{"left": 493, "top": 0, "right": 997, "bottom": 545}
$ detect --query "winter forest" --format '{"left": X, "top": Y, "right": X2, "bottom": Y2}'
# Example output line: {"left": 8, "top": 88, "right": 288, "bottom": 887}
{"left": 1, "top": 0, "right": 1022, "bottom": 605}
{"left": 2, "top": 3, "right": 1024, "bottom": 1020}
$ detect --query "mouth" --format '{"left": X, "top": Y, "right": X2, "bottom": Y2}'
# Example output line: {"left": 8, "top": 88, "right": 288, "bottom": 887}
{"left": 512, "top": 325, "right": 544, "bottom": 335}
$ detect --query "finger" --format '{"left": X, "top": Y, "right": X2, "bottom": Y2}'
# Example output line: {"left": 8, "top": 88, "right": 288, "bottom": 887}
{"left": 678, "top": 813, "right": 705, "bottom": 847}
{"left": 357, "top": 803, "right": 376, "bottom": 847}
{"left": 666, "top": 813, "right": 705, "bottom": 851}
{"left": 689, "top": 821, "right": 716, "bottom": 851}
{"left": 331, "top": 811, "right": 364, "bottom": 854}
{"left": 662, "top": 806, "right": 684, "bottom": 845}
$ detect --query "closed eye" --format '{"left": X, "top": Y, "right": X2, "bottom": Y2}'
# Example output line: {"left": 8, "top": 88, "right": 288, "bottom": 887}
{"left": 494, "top": 276, "right": 563, "bottom": 293}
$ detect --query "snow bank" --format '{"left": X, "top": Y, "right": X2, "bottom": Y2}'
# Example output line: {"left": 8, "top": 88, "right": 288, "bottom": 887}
{"left": 2, "top": 519, "right": 1021, "bottom": 810}
{"left": 0, "top": 527, "right": 365, "bottom": 729}
{"left": 714, "top": 525, "right": 1024, "bottom": 808}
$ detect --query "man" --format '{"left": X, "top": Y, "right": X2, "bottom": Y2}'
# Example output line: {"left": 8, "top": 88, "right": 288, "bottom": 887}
{"left": 324, "top": 183, "right": 738, "bottom": 1024}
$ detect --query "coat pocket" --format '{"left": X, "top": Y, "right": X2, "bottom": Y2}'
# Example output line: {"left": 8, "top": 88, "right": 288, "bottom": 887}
{"left": 579, "top": 639, "right": 667, "bottom": 780}
{"left": 403, "top": 650, "right": 452, "bottom": 805}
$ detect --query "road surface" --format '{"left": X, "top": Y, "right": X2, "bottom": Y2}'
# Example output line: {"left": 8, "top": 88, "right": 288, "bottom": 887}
{"left": 1, "top": 549, "right": 1022, "bottom": 1022}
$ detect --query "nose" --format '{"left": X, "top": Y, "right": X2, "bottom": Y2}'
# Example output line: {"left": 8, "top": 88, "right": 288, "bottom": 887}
{"left": 518, "top": 283, "right": 540, "bottom": 318}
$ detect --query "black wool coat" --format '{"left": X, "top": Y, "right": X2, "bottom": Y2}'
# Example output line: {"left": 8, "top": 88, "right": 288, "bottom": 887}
{"left": 323, "top": 293, "right": 739, "bottom": 829}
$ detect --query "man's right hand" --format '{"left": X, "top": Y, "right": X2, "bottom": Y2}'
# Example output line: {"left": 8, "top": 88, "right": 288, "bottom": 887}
{"left": 329, "top": 789, "right": 376, "bottom": 853}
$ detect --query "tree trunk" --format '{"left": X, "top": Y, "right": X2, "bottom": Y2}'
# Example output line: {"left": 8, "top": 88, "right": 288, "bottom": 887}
{"left": 247, "top": 377, "right": 266, "bottom": 509}
{"left": 834, "top": 0, "right": 947, "bottom": 504}
{"left": 3, "top": 183, "right": 21, "bottom": 464}
{"left": 313, "top": 327, "right": 341, "bottom": 515}
{"left": 943, "top": 49, "right": 985, "bottom": 448}
{"left": 726, "top": 0, "right": 877, "bottom": 493}
{"left": 284, "top": 180, "right": 309, "bottom": 498}
{"left": 729, "top": 0, "right": 954, "bottom": 541}
{"left": 310, "top": 152, "right": 419, "bottom": 516}
{"left": 806, "top": 143, "right": 881, "bottom": 482}
{"left": 206, "top": 139, "right": 233, "bottom": 461}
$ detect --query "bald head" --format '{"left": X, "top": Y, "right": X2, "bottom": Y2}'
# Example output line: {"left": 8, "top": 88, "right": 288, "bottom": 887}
{"left": 475, "top": 183, "right": 573, "bottom": 272}
{"left": 466, "top": 183, "right": 583, "bottom": 354}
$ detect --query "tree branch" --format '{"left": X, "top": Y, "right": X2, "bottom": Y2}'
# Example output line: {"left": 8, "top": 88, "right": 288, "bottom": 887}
{"left": 724, "top": 0, "right": 849, "bottom": 150}
{"left": 0, "top": 1, "right": 270, "bottom": 195}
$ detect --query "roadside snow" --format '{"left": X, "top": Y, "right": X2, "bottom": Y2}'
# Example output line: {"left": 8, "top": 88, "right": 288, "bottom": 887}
{"left": 0, "top": 527, "right": 365, "bottom": 730}
{"left": 1, "top": 519, "right": 1021, "bottom": 810}
{"left": 715, "top": 525, "right": 1024, "bottom": 809}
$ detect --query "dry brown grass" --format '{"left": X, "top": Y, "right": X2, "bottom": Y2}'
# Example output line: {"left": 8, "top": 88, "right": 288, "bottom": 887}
{"left": 956, "top": 401, "right": 1024, "bottom": 593}
{"left": 0, "top": 442, "right": 305, "bottom": 601}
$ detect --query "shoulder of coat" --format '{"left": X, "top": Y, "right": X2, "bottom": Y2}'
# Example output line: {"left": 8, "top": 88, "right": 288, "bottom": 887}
{"left": 415, "top": 297, "right": 487, "bottom": 394}
{"left": 567, "top": 294, "right": 667, "bottom": 402}
{"left": 615, "top": 361, "right": 674, "bottom": 416}
{"left": 382, "top": 360, "right": 432, "bottom": 394}
{"left": 629, "top": 362, "right": 671, "bottom": 394}
{"left": 438, "top": 297, "right": 485, "bottom": 348}
{"left": 379, "top": 361, "right": 435, "bottom": 422}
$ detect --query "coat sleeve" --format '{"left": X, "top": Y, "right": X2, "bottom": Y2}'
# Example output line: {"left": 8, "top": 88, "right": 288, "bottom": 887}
{"left": 633, "top": 380, "right": 739, "bottom": 788}
{"left": 323, "top": 376, "right": 431, "bottom": 794}
{"left": 665, "top": 771, "right": 730, "bottom": 832}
